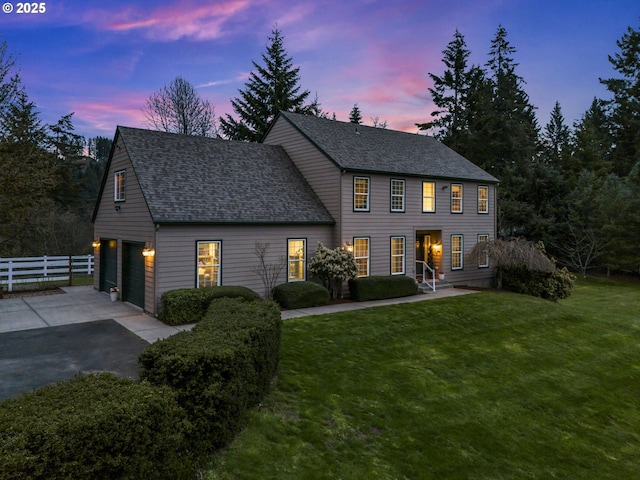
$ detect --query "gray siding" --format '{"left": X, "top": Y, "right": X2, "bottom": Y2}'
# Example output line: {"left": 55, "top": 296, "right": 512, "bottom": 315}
{"left": 263, "top": 118, "right": 342, "bottom": 245}
{"left": 340, "top": 173, "right": 496, "bottom": 286}
{"left": 154, "top": 224, "right": 333, "bottom": 312}
{"left": 93, "top": 134, "right": 156, "bottom": 311}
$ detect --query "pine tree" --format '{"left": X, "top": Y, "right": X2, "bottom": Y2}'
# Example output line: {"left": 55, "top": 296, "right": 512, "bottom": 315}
{"left": 417, "top": 29, "right": 473, "bottom": 150}
{"left": 600, "top": 20, "right": 640, "bottom": 177}
{"left": 219, "top": 28, "right": 314, "bottom": 142}
{"left": 542, "top": 101, "right": 571, "bottom": 165}
{"left": 570, "top": 98, "right": 613, "bottom": 178}
{"left": 349, "top": 103, "right": 362, "bottom": 124}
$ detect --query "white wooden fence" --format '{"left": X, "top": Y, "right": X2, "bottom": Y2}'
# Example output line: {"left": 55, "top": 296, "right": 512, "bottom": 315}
{"left": 0, "top": 255, "right": 94, "bottom": 292}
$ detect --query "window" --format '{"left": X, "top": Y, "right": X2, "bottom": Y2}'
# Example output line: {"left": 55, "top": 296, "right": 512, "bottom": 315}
{"left": 451, "top": 235, "right": 463, "bottom": 270}
{"left": 390, "top": 179, "right": 405, "bottom": 212}
{"left": 288, "top": 239, "right": 306, "bottom": 281}
{"left": 354, "top": 237, "right": 370, "bottom": 277}
{"left": 197, "top": 241, "right": 221, "bottom": 287}
{"left": 114, "top": 170, "right": 125, "bottom": 202}
{"left": 477, "top": 234, "right": 489, "bottom": 268}
{"left": 391, "top": 236, "right": 405, "bottom": 275}
{"left": 478, "top": 186, "right": 489, "bottom": 214}
{"left": 422, "top": 181, "right": 435, "bottom": 212}
{"left": 451, "top": 184, "right": 463, "bottom": 213}
{"left": 354, "top": 176, "right": 370, "bottom": 211}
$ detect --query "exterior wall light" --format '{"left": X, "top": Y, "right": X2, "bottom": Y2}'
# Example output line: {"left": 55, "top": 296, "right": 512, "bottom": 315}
{"left": 142, "top": 247, "right": 155, "bottom": 257}
{"left": 432, "top": 244, "right": 442, "bottom": 255}
{"left": 344, "top": 242, "right": 354, "bottom": 253}
{"left": 92, "top": 240, "right": 100, "bottom": 248}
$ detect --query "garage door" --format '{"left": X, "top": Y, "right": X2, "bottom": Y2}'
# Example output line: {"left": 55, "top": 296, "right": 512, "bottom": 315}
{"left": 100, "top": 239, "right": 117, "bottom": 292}
{"left": 123, "top": 242, "right": 145, "bottom": 309}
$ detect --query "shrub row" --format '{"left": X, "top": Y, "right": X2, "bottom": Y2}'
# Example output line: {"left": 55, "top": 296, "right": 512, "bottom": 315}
{"left": 0, "top": 374, "right": 194, "bottom": 480}
{"left": 139, "top": 297, "right": 282, "bottom": 452}
{"left": 499, "top": 265, "right": 576, "bottom": 301}
{"left": 273, "top": 281, "right": 330, "bottom": 309}
{"left": 348, "top": 275, "right": 418, "bottom": 301}
{"left": 158, "top": 285, "right": 261, "bottom": 325}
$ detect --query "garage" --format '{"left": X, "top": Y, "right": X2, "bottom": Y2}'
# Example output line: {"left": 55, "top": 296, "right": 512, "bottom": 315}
{"left": 122, "top": 242, "right": 145, "bottom": 309}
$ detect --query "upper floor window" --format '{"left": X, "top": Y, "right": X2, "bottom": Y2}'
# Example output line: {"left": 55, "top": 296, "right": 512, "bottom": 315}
{"left": 451, "top": 234, "right": 463, "bottom": 270}
{"left": 354, "top": 237, "right": 370, "bottom": 277}
{"left": 477, "top": 234, "right": 489, "bottom": 268}
{"left": 114, "top": 170, "right": 125, "bottom": 202}
{"left": 451, "top": 184, "right": 463, "bottom": 213}
{"left": 478, "top": 186, "right": 489, "bottom": 214}
{"left": 391, "top": 236, "right": 405, "bottom": 275}
{"left": 390, "top": 179, "right": 405, "bottom": 212}
{"left": 354, "top": 176, "right": 370, "bottom": 211}
{"left": 197, "top": 241, "right": 221, "bottom": 287}
{"left": 422, "top": 181, "right": 435, "bottom": 212}
{"left": 288, "top": 238, "right": 306, "bottom": 281}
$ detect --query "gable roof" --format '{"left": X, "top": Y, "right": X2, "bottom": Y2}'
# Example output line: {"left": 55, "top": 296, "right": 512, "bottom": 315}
{"left": 96, "top": 127, "right": 334, "bottom": 225}
{"left": 273, "top": 111, "right": 499, "bottom": 183}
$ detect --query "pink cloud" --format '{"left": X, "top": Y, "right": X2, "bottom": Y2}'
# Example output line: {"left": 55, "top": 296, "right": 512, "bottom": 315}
{"left": 71, "top": 95, "right": 148, "bottom": 135}
{"left": 90, "top": 1, "right": 250, "bottom": 41}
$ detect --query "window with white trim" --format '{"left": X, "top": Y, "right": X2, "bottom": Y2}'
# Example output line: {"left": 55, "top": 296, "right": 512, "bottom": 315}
{"left": 422, "top": 181, "right": 435, "bottom": 212}
{"left": 114, "top": 170, "right": 125, "bottom": 202}
{"left": 390, "top": 179, "right": 405, "bottom": 212}
{"left": 451, "top": 234, "right": 463, "bottom": 270}
{"left": 354, "top": 237, "right": 370, "bottom": 277}
{"left": 477, "top": 234, "right": 489, "bottom": 268}
{"left": 354, "top": 176, "right": 370, "bottom": 211}
{"left": 391, "top": 236, "right": 405, "bottom": 275}
{"left": 197, "top": 241, "right": 221, "bottom": 287}
{"left": 288, "top": 239, "right": 306, "bottom": 281}
{"left": 478, "top": 186, "right": 489, "bottom": 214}
{"left": 451, "top": 184, "right": 463, "bottom": 213}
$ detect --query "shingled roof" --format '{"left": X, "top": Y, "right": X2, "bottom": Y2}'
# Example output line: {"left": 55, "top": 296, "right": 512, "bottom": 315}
{"left": 115, "top": 127, "right": 334, "bottom": 224}
{"left": 275, "top": 111, "right": 499, "bottom": 183}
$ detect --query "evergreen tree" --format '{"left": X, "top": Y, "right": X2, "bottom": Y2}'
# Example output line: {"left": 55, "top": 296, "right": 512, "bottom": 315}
{"left": 220, "top": 27, "right": 314, "bottom": 142}
{"left": 0, "top": 90, "right": 57, "bottom": 255}
{"left": 417, "top": 29, "right": 473, "bottom": 150}
{"left": 349, "top": 103, "right": 362, "bottom": 124}
{"left": 570, "top": 98, "right": 613, "bottom": 179}
{"left": 542, "top": 101, "right": 571, "bottom": 165}
{"left": 600, "top": 20, "right": 640, "bottom": 177}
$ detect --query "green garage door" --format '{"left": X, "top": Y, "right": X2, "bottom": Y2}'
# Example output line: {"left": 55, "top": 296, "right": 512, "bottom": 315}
{"left": 123, "top": 242, "right": 145, "bottom": 309}
{"left": 100, "top": 239, "right": 117, "bottom": 293}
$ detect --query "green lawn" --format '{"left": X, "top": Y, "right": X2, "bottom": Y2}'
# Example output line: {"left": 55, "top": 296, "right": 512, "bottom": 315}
{"left": 206, "top": 278, "right": 640, "bottom": 479}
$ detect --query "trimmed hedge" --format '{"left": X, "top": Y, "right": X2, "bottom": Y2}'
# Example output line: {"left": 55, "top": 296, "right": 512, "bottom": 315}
{"left": 0, "top": 373, "right": 194, "bottom": 480}
{"left": 139, "top": 298, "right": 281, "bottom": 452}
{"left": 499, "top": 266, "right": 575, "bottom": 301}
{"left": 273, "top": 281, "right": 330, "bottom": 309}
{"left": 158, "top": 285, "right": 261, "bottom": 325}
{"left": 348, "top": 275, "right": 418, "bottom": 301}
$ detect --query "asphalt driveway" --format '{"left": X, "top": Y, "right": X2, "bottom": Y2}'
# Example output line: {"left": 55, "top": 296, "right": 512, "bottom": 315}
{"left": 0, "top": 319, "right": 148, "bottom": 401}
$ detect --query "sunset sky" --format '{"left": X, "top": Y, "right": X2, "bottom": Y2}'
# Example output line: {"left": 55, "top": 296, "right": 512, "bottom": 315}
{"left": 1, "top": 0, "right": 637, "bottom": 139}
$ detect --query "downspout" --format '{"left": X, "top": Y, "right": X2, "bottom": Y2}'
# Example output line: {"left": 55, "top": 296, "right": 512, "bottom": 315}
{"left": 339, "top": 169, "right": 346, "bottom": 248}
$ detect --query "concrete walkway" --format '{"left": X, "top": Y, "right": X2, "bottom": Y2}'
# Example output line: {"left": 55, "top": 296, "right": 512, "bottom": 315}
{"left": 0, "top": 285, "right": 478, "bottom": 341}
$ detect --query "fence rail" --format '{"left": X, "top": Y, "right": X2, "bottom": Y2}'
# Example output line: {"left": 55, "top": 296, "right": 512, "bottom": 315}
{"left": 0, "top": 255, "right": 94, "bottom": 292}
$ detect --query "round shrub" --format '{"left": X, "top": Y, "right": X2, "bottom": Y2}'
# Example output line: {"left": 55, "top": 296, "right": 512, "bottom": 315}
{"left": 159, "top": 285, "right": 262, "bottom": 325}
{"left": 273, "top": 281, "right": 330, "bottom": 309}
{"left": 0, "top": 373, "right": 194, "bottom": 480}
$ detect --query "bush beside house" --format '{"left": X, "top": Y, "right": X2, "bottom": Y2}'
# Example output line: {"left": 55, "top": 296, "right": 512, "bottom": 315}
{"left": 273, "top": 281, "right": 330, "bottom": 309}
{"left": 139, "top": 297, "right": 282, "bottom": 452}
{"left": 158, "top": 285, "right": 261, "bottom": 326}
{"left": 348, "top": 275, "right": 418, "bottom": 301}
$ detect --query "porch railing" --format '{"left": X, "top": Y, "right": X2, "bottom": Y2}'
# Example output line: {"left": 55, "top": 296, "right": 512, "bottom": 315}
{"left": 0, "top": 255, "right": 94, "bottom": 292}
{"left": 416, "top": 261, "right": 436, "bottom": 292}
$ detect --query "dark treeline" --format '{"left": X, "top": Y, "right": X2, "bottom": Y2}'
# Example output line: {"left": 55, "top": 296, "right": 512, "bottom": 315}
{"left": 0, "top": 41, "right": 111, "bottom": 257}
{"left": 418, "top": 23, "right": 640, "bottom": 276}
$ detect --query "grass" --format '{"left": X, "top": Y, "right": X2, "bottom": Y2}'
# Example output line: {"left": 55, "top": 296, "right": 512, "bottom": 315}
{"left": 206, "top": 278, "right": 640, "bottom": 479}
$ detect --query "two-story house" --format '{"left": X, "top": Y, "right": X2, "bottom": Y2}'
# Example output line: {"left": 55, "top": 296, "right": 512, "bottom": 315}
{"left": 92, "top": 112, "right": 498, "bottom": 314}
